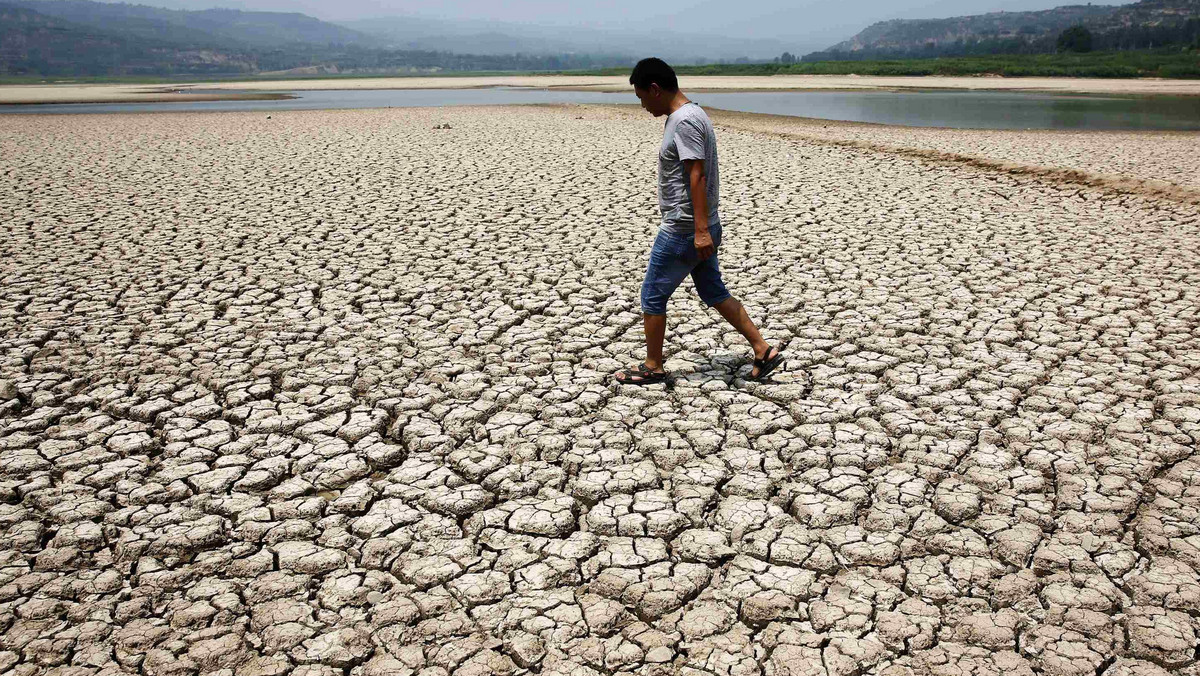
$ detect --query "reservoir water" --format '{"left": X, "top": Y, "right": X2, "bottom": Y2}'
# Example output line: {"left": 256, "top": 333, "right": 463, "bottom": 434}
{"left": 4, "top": 87, "right": 1199, "bottom": 131}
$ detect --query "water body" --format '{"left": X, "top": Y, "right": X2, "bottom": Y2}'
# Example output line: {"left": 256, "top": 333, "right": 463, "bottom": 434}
{"left": 4, "top": 87, "right": 1199, "bottom": 131}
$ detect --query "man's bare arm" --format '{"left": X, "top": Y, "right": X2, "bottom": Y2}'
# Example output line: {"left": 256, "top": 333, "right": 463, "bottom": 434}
{"left": 685, "top": 159, "right": 714, "bottom": 260}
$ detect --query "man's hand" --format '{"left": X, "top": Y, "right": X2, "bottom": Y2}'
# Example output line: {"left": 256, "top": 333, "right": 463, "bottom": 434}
{"left": 694, "top": 229, "right": 715, "bottom": 260}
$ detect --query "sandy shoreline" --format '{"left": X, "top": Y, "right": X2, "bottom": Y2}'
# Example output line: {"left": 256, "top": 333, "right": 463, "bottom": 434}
{"left": 0, "top": 85, "right": 294, "bottom": 105}
{"left": 3, "top": 74, "right": 1200, "bottom": 104}
{"left": 3, "top": 104, "right": 1198, "bottom": 674}
{"left": 701, "top": 106, "right": 1200, "bottom": 200}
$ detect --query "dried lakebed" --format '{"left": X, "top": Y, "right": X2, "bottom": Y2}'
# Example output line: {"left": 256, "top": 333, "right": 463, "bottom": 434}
{"left": 0, "top": 105, "right": 1198, "bottom": 676}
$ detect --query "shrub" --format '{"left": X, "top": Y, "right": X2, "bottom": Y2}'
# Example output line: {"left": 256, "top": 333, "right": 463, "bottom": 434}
{"left": 1057, "top": 26, "right": 1094, "bottom": 53}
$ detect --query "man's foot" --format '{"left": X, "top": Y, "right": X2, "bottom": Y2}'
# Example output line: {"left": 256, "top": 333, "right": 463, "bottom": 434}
{"left": 615, "top": 363, "right": 667, "bottom": 385}
{"left": 748, "top": 345, "right": 785, "bottom": 381}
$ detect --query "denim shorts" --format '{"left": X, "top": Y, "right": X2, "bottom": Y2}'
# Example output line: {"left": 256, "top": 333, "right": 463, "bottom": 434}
{"left": 640, "top": 224, "right": 731, "bottom": 315}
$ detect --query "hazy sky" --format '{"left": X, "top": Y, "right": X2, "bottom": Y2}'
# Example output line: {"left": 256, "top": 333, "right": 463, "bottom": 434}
{"left": 120, "top": 0, "right": 1127, "bottom": 42}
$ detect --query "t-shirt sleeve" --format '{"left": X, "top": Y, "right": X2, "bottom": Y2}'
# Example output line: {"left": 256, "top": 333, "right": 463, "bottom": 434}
{"left": 673, "top": 118, "right": 707, "bottom": 162}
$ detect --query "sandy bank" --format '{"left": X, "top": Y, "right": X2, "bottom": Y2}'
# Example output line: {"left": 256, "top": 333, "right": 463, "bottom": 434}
{"left": 3, "top": 74, "right": 1200, "bottom": 105}
{"left": 194, "top": 75, "right": 1200, "bottom": 96}
{"left": 700, "top": 106, "right": 1200, "bottom": 201}
{"left": 0, "top": 85, "right": 293, "bottom": 105}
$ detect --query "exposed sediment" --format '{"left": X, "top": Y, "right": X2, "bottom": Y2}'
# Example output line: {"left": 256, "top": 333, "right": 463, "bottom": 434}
{"left": 4, "top": 74, "right": 1200, "bottom": 105}
{"left": 0, "top": 105, "right": 1198, "bottom": 676}
{"left": 708, "top": 108, "right": 1200, "bottom": 201}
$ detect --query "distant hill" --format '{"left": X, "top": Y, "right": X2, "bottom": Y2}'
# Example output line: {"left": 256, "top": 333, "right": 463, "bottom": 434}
{"left": 808, "top": 0, "right": 1200, "bottom": 60}
{"left": 0, "top": 1, "right": 636, "bottom": 76}
{"left": 5, "top": 0, "right": 373, "bottom": 48}
{"left": 338, "top": 15, "right": 791, "bottom": 63}
{"left": 0, "top": 3, "right": 260, "bottom": 75}
{"left": 0, "top": 0, "right": 783, "bottom": 77}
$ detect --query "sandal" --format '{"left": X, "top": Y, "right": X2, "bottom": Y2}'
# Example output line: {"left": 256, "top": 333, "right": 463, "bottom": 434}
{"left": 615, "top": 363, "right": 667, "bottom": 386}
{"left": 748, "top": 346, "right": 785, "bottom": 382}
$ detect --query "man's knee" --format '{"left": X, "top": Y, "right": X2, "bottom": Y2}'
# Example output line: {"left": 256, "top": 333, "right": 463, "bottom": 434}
{"left": 705, "top": 293, "right": 734, "bottom": 310}
{"left": 698, "top": 276, "right": 732, "bottom": 308}
{"left": 641, "top": 283, "right": 668, "bottom": 315}
{"left": 641, "top": 298, "right": 668, "bottom": 315}
{"left": 709, "top": 295, "right": 737, "bottom": 310}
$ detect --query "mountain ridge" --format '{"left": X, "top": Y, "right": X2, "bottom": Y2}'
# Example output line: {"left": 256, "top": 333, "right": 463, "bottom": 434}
{"left": 4, "top": 0, "right": 373, "bottom": 48}
{"left": 0, "top": 3, "right": 260, "bottom": 75}
{"left": 0, "top": 0, "right": 636, "bottom": 76}
{"left": 336, "top": 15, "right": 792, "bottom": 62}
{"left": 810, "top": 0, "right": 1200, "bottom": 59}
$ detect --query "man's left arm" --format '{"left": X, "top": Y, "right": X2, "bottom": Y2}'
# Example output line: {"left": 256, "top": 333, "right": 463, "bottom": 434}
{"left": 685, "top": 159, "right": 714, "bottom": 260}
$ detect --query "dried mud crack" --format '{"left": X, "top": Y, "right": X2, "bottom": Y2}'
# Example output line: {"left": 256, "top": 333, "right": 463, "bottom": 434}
{"left": 0, "top": 104, "right": 1198, "bottom": 676}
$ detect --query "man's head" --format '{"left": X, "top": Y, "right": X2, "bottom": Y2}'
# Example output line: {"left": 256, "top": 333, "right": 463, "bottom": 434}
{"left": 630, "top": 57, "right": 678, "bottom": 117}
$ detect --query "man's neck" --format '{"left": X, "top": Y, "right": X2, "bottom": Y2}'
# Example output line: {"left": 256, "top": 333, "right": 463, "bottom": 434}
{"left": 666, "top": 91, "right": 692, "bottom": 115}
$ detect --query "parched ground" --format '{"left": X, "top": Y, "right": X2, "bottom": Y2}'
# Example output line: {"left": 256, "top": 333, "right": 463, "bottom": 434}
{"left": 0, "top": 104, "right": 1198, "bottom": 676}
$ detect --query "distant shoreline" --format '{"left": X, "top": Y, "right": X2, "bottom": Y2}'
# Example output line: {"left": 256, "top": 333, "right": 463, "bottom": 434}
{"left": 3, "top": 75, "right": 1200, "bottom": 106}
{"left": 0, "top": 89, "right": 295, "bottom": 106}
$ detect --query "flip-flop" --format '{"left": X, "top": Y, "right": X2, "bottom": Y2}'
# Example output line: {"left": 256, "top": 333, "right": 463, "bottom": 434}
{"left": 615, "top": 363, "right": 667, "bottom": 386}
{"left": 748, "top": 346, "right": 785, "bottom": 382}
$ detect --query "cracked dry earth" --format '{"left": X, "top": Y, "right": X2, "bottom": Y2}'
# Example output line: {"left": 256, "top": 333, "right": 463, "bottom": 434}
{"left": 1, "top": 104, "right": 1199, "bottom": 676}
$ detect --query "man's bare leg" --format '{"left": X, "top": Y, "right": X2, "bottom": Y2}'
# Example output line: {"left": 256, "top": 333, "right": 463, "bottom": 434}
{"left": 712, "top": 297, "right": 778, "bottom": 376}
{"left": 643, "top": 313, "right": 667, "bottom": 371}
{"left": 615, "top": 313, "right": 667, "bottom": 383}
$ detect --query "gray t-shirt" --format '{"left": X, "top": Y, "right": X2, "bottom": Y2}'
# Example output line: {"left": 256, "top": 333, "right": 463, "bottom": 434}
{"left": 658, "top": 102, "right": 720, "bottom": 235}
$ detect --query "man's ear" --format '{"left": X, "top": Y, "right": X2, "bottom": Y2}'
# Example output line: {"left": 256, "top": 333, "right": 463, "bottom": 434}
{"left": 649, "top": 83, "right": 662, "bottom": 98}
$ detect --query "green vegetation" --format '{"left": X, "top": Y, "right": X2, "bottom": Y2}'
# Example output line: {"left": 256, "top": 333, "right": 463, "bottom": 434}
{"left": 8, "top": 49, "right": 1193, "bottom": 85}
{"left": 1057, "top": 26, "right": 1095, "bottom": 54}
{"left": 6, "top": 0, "right": 367, "bottom": 48}
{"left": 810, "top": 1, "right": 1198, "bottom": 61}
{"left": 574, "top": 49, "right": 1200, "bottom": 80}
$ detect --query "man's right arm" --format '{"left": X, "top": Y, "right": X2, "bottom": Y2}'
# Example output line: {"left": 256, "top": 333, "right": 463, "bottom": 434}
{"left": 685, "top": 159, "right": 714, "bottom": 260}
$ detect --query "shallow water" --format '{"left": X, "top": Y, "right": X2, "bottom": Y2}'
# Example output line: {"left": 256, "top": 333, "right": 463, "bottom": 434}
{"left": 4, "top": 86, "right": 1199, "bottom": 130}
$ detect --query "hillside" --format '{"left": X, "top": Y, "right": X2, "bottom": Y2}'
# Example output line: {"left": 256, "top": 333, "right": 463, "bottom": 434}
{"left": 809, "top": 0, "right": 1200, "bottom": 59}
{"left": 5, "top": 0, "right": 372, "bottom": 48}
{"left": 0, "top": 1, "right": 635, "bottom": 77}
{"left": 0, "top": 3, "right": 259, "bottom": 75}
{"left": 339, "top": 15, "right": 791, "bottom": 62}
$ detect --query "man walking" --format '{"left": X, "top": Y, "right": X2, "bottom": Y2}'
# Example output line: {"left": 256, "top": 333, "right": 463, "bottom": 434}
{"left": 615, "top": 58, "right": 784, "bottom": 385}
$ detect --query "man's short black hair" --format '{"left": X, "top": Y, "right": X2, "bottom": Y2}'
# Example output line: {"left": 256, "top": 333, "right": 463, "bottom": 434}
{"left": 629, "top": 57, "right": 678, "bottom": 92}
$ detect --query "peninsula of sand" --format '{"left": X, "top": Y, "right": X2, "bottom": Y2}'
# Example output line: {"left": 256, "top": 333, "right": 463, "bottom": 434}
{"left": 3, "top": 73, "right": 1200, "bottom": 104}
